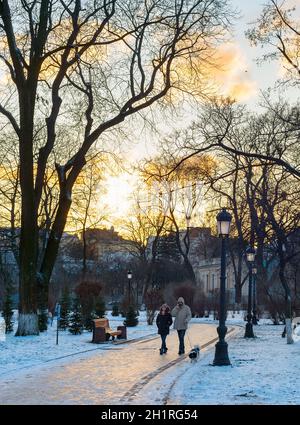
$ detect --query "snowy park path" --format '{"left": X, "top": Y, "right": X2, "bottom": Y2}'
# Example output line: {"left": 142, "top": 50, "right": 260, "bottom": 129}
{"left": 0, "top": 323, "right": 239, "bottom": 405}
{"left": 131, "top": 323, "right": 300, "bottom": 405}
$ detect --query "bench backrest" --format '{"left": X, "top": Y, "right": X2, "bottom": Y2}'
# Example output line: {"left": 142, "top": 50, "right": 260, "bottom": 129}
{"left": 94, "top": 318, "right": 109, "bottom": 329}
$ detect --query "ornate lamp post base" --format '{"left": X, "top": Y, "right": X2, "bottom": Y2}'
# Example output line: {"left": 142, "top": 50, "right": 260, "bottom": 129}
{"left": 244, "top": 322, "right": 255, "bottom": 338}
{"left": 213, "top": 324, "right": 231, "bottom": 366}
{"left": 213, "top": 340, "right": 231, "bottom": 366}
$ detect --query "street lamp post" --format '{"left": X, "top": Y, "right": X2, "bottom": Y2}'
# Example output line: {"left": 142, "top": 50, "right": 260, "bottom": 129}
{"left": 252, "top": 266, "right": 258, "bottom": 325}
{"left": 127, "top": 270, "right": 132, "bottom": 305}
{"left": 244, "top": 246, "right": 256, "bottom": 338}
{"left": 55, "top": 303, "right": 61, "bottom": 345}
{"left": 135, "top": 280, "right": 139, "bottom": 308}
{"left": 213, "top": 208, "right": 232, "bottom": 366}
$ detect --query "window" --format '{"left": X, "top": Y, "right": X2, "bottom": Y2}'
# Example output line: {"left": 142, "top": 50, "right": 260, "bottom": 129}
{"left": 206, "top": 274, "right": 209, "bottom": 292}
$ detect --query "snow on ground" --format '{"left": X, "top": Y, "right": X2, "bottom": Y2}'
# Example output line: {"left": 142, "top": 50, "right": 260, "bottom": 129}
{"left": 2, "top": 309, "right": 300, "bottom": 405}
{"left": 0, "top": 311, "right": 156, "bottom": 376}
{"left": 134, "top": 322, "right": 300, "bottom": 405}
{"left": 0, "top": 310, "right": 244, "bottom": 376}
{"left": 0, "top": 310, "right": 282, "bottom": 378}
{"left": 0, "top": 310, "right": 246, "bottom": 377}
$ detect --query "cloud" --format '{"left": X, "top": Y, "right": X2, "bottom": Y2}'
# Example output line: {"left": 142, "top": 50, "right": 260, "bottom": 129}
{"left": 169, "top": 41, "right": 258, "bottom": 103}
{"left": 227, "top": 80, "right": 258, "bottom": 101}
{"left": 207, "top": 42, "right": 258, "bottom": 101}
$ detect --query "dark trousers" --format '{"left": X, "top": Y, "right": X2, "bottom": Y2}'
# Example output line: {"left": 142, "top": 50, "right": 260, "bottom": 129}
{"left": 160, "top": 334, "right": 167, "bottom": 349}
{"left": 177, "top": 329, "right": 186, "bottom": 353}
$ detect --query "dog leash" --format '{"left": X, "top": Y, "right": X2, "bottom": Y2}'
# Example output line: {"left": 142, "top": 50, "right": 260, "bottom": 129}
{"left": 186, "top": 328, "right": 194, "bottom": 349}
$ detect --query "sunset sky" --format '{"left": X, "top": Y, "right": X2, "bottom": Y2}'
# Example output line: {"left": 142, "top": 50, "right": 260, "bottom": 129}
{"left": 102, "top": 0, "right": 298, "bottom": 227}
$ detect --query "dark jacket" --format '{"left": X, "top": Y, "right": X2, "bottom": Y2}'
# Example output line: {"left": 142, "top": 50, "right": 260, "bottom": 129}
{"left": 156, "top": 313, "right": 173, "bottom": 335}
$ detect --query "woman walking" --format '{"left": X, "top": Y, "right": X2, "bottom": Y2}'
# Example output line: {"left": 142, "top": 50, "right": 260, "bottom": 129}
{"left": 156, "top": 304, "right": 173, "bottom": 355}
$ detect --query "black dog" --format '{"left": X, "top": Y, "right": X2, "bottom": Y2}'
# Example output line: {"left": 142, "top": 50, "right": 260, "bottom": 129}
{"left": 188, "top": 345, "right": 200, "bottom": 363}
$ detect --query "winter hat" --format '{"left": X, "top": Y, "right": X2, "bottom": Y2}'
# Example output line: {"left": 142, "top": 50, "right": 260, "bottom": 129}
{"left": 160, "top": 303, "right": 170, "bottom": 313}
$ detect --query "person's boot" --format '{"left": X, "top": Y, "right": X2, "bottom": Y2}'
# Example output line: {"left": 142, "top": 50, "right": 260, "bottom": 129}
{"left": 178, "top": 346, "right": 185, "bottom": 355}
{"left": 160, "top": 348, "right": 164, "bottom": 355}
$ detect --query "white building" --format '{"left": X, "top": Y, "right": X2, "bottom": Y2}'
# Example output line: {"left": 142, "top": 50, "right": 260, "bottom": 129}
{"left": 193, "top": 257, "right": 249, "bottom": 304}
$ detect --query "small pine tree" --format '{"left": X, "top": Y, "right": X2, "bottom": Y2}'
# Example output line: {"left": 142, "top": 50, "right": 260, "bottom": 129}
{"left": 112, "top": 303, "right": 119, "bottom": 316}
{"left": 2, "top": 289, "right": 14, "bottom": 333}
{"left": 95, "top": 296, "right": 106, "bottom": 318}
{"left": 68, "top": 296, "right": 83, "bottom": 335}
{"left": 124, "top": 305, "right": 139, "bottom": 327}
{"left": 59, "top": 287, "right": 71, "bottom": 330}
{"left": 83, "top": 311, "right": 97, "bottom": 331}
{"left": 120, "top": 296, "right": 129, "bottom": 317}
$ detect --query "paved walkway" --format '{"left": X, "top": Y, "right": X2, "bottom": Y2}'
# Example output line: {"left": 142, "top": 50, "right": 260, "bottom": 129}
{"left": 0, "top": 323, "right": 238, "bottom": 405}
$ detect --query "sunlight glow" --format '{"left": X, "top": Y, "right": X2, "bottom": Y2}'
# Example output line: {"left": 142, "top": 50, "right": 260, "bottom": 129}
{"left": 101, "top": 173, "right": 137, "bottom": 220}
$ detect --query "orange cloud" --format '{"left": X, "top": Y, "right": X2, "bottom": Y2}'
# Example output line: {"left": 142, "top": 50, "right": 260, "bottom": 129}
{"left": 169, "top": 42, "right": 257, "bottom": 103}
{"left": 204, "top": 42, "right": 258, "bottom": 101}
{"left": 227, "top": 80, "right": 257, "bottom": 101}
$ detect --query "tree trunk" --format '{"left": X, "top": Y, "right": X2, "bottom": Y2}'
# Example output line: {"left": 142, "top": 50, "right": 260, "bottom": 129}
{"left": 233, "top": 253, "right": 244, "bottom": 304}
{"left": 235, "top": 283, "right": 242, "bottom": 305}
{"left": 16, "top": 92, "right": 39, "bottom": 336}
{"left": 40, "top": 195, "right": 73, "bottom": 290}
{"left": 183, "top": 256, "right": 196, "bottom": 284}
{"left": 16, "top": 313, "right": 39, "bottom": 336}
{"left": 16, "top": 194, "right": 39, "bottom": 336}
{"left": 172, "top": 216, "right": 196, "bottom": 284}
{"left": 285, "top": 318, "right": 294, "bottom": 344}
{"left": 279, "top": 263, "right": 294, "bottom": 344}
{"left": 82, "top": 227, "right": 87, "bottom": 273}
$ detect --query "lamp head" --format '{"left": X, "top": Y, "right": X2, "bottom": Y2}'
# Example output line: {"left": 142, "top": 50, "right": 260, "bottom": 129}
{"left": 246, "top": 246, "right": 256, "bottom": 263}
{"left": 216, "top": 208, "right": 232, "bottom": 237}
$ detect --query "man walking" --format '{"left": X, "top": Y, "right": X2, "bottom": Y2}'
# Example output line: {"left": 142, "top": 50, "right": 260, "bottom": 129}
{"left": 171, "top": 297, "right": 192, "bottom": 355}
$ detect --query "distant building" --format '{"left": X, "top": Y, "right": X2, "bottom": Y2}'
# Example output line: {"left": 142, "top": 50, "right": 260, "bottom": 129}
{"left": 193, "top": 257, "right": 248, "bottom": 304}
{"left": 81, "top": 227, "right": 136, "bottom": 261}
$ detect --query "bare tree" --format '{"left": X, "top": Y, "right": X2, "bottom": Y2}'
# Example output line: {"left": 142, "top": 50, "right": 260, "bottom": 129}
{"left": 140, "top": 156, "right": 206, "bottom": 284}
{"left": 170, "top": 0, "right": 300, "bottom": 176}
{"left": 121, "top": 188, "right": 157, "bottom": 264}
{"left": 0, "top": 137, "right": 20, "bottom": 265}
{"left": 0, "top": 0, "right": 233, "bottom": 335}
{"left": 247, "top": 0, "right": 300, "bottom": 89}
{"left": 162, "top": 99, "right": 300, "bottom": 179}
{"left": 69, "top": 153, "right": 109, "bottom": 273}
{"left": 162, "top": 103, "right": 300, "bottom": 338}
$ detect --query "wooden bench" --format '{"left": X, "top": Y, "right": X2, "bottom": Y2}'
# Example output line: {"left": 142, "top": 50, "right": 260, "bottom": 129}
{"left": 92, "top": 318, "right": 127, "bottom": 343}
